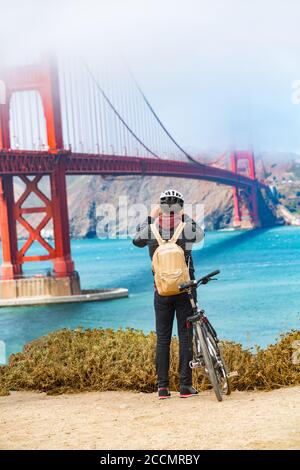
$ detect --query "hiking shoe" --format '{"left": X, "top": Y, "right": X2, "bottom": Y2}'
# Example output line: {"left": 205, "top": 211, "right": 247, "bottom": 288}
{"left": 158, "top": 388, "right": 171, "bottom": 399}
{"left": 180, "top": 386, "right": 199, "bottom": 398}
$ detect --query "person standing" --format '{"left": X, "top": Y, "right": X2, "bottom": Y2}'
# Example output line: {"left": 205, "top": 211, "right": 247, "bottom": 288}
{"left": 133, "top": 189, "right": 204, "bottom": 398}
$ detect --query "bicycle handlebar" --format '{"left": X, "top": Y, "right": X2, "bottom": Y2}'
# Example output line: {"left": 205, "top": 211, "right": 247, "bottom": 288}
{"left": 178, "top": 270, "right": 220, "bottom": 292}
{"left": 201, "top": 270, "right": 220, "bottom": 282}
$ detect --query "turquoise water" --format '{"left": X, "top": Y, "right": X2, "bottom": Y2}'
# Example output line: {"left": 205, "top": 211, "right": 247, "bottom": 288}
{"left": 0, "top": 226, "right": 300, "bottom": 362}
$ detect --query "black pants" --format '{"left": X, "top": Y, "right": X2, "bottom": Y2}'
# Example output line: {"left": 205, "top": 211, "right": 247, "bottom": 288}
{"left": 154, "top": 291, "right": 194, "bottom": 388}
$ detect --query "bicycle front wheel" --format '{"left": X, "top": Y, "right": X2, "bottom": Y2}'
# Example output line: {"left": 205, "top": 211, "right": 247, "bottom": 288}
{"left": 207, "top": 331, "right": 231, "bottom": 396}
{"left": 195, "top": 322, "right": 222, "bottom": 402}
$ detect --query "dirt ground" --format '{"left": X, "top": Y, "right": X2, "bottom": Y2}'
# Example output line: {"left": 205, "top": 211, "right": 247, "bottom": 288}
{"left": 0, "top": 386, "right": 299, "bottom": 450}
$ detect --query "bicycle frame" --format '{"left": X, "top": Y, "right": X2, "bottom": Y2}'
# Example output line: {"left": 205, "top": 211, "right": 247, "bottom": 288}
{"left": 185, "top": 287, "right": 218, "bottom": 342}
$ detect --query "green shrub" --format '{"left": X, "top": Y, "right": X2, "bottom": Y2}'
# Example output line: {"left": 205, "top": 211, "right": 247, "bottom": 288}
{"left": 0, "top": 328, "right": 299, "bottom": 395}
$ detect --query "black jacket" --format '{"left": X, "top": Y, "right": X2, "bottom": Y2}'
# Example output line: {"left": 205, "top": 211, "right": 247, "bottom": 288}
{"left": 132, "top": 214, "right": 204, "bottom": 279}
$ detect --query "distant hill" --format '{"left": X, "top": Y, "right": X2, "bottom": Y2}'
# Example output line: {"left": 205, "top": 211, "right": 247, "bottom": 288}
{"left": 67, "top": 174, "right": 233, "bottom": 237}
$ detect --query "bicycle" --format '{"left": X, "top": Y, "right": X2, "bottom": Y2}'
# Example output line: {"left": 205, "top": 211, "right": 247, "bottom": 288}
{"left": 179, "top": 270, "right": 234, "bottom": 402}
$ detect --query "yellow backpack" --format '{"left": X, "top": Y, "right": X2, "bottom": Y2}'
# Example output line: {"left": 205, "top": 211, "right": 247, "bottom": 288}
{"left": 150, "top": 221, "right": 190, "bottom": 296}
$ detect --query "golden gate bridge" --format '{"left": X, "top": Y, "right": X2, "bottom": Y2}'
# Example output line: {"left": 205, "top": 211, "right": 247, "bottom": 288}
{"left": 0, "top": 56, "right": 275, "bottom": 303}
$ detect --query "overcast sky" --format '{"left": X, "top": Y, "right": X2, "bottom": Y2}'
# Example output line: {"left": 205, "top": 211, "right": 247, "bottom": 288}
{"left": 1, "top": 0, "right": 300, "bottom": 154}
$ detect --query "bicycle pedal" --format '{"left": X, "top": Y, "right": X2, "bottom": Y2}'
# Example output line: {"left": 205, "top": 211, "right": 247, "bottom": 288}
{"left": 227, "top": 371, "right": 238, "bottom": 378}
{"left": 190, "top": 361, "right": 201, "bottom": 369}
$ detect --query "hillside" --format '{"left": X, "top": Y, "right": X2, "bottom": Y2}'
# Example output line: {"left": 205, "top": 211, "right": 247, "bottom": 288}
{"left": 67, "top": 174, "right": 233, "bottom": 237}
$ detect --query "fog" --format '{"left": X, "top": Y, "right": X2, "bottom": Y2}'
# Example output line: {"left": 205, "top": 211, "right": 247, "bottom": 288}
{"left": 1, "top": 0, "right": 300, "bottom": 154}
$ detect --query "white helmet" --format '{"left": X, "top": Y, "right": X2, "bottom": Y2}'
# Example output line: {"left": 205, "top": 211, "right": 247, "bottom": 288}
{"left": 160, "top": 189, "right": 184, "bottom": 205}
{"left": 160, "top": 189, "right": 184, "bottom": 202}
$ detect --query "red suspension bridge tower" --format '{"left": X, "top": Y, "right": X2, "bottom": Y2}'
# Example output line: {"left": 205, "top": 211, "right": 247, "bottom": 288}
{"left": 230, "top": 151, "right": 260, "bottom": 229}
{"left": 0, "top": 59, "right": 80, "bottom": 299}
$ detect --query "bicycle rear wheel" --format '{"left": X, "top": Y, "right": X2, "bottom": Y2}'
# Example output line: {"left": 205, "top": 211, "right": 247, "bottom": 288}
{"left": 195, "top": 322, "right": 222, "bottom": 402}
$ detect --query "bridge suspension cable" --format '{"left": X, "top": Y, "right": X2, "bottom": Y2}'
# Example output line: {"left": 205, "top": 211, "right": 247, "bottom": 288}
{"left": 127, "top": 68, "right": 200, "bottom": 165}
{"left": 82, "top": 61, "right": 160, "bottom": 159}
{"left": 68, "top": 57, "right": 195, "bottom": 161}
{"left": 7, "top": 54, "right": 201, "bottom": 163}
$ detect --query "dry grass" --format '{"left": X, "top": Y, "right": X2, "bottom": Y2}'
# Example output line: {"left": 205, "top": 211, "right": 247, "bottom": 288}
{"left": 0, "top": 328, "right": 299, "bottom": 396}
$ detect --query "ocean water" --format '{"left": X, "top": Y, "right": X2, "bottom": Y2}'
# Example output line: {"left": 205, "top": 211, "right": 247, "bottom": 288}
{"left": 0, "top": 226, "right": 299, "bottom": 362}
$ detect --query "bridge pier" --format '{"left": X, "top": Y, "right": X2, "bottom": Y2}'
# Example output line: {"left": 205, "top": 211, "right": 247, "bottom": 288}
{"left": 230, "top": 152, "right": 261, "bottom": 229}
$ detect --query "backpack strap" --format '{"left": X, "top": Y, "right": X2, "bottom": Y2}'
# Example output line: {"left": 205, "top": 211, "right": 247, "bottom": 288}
{"left": 169, "top": 221, "right": 186, "bottom": 244}
{"left": 150, "top": 223, "right": 165, "bottom": 246}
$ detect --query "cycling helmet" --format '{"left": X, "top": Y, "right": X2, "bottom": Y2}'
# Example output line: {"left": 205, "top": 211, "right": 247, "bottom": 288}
{"left": 160, "top": 189, "right": 184, "bottom": 203}
{"left": 160, "top": 189, "right": 184, "bottom": 213}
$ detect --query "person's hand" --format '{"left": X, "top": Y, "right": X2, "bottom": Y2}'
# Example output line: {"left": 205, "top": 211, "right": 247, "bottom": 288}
{"left": 150, "top": 204, "right": 161, "bottom": 219}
